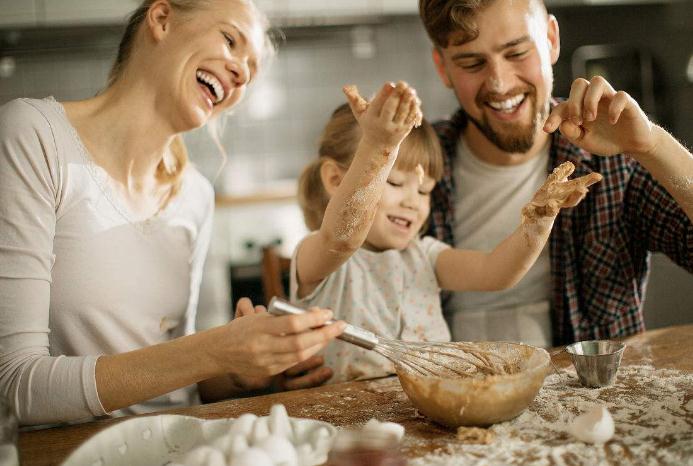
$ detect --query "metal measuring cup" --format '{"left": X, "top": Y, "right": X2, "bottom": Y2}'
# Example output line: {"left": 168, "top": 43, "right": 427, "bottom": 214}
{"left": 564, "top": 340, "right": 626, "bottom": 388}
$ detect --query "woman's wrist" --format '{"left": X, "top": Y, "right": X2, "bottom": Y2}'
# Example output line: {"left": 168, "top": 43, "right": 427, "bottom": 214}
{"left": 94, "top": 331, "right": 223, "bottom": 412}
{"left": 189, "top": 325, "right": 232, "bottom": 378}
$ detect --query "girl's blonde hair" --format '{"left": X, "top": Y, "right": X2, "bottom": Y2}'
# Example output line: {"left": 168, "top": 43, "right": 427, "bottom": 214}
{"left": 298, "top": 103, "right": 444, "bottom": 231}
{"left": 108, "top": 0, "right": 274, "bottom": 199}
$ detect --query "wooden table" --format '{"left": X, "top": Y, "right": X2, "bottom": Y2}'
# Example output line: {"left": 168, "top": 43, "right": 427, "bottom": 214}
{"left": 18, "top": 325, "right": 693, "bottom": 465}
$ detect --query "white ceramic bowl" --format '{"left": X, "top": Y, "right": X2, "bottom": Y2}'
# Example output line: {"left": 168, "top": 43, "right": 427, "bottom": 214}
{"left": 61, "top": 414, "right": 337, "bottom": 466}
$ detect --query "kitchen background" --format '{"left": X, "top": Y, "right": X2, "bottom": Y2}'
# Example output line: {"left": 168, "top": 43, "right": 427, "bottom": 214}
{"left": 1, "top": 0, "right": 691, "bottom": 330}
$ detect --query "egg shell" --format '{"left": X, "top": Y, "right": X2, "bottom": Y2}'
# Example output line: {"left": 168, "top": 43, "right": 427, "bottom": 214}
{"left": 378, "top": 422, "right": 406, "bottom": 442}
{"left": 568, "top": 405, "right": 615, "bottom": 444}
{"left": 180, "top": 445, "right": 226, "bottom": 466}
{"left": 363, "top": 418, "right": 405, "bottom": 442}
{"left": 257, "top": 435, "right": 298, "bottom": 466}
{"left": 229, "top": 447, "right": 274, "bottom": 466}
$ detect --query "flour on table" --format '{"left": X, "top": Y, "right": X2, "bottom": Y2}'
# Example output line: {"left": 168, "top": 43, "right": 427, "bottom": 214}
{"left": 409, "top": 365, "right": 693, "bottom": 466}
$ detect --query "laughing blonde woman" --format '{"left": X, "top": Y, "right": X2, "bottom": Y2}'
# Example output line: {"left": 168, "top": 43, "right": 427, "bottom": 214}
{"left": 0, "top": 0, "right": 345, "bottom": 426}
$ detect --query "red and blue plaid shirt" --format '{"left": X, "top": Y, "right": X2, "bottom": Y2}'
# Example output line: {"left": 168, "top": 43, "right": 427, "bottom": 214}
{"left": 427, "top": 107, "right": 693, "bottom": 345}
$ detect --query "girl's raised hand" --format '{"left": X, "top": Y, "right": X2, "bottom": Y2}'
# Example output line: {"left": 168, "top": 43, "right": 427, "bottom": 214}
{"left": 522, "top": 161, "right": 603, "bottom": 222}
{"left": 342, "top": 81, "right": 423, "bottom": 153}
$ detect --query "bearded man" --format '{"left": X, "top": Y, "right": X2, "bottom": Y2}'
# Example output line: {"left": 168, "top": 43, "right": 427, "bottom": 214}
{"left": 420, "top": 0, "right": 693, "bottom": 346}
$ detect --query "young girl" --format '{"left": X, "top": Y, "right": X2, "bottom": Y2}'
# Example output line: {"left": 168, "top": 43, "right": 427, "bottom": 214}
{"left": 291, "top": 82, "right": 602, "bottom": 383}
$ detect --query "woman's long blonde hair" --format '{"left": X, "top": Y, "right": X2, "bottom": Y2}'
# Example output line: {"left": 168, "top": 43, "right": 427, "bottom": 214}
{"left": 298, "top": 103, "right": 444, "bottom": 231}
{"left": 108, "top": 0, "right": 273, "bottom": 199}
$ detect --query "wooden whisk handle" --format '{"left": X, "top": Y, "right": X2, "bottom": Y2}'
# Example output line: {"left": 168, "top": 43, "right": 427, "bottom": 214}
{"left": 267, "top": 297, "right": 379, "bottom": 350}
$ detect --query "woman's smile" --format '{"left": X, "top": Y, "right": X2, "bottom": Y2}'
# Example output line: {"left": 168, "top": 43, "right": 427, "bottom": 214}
{"left": 196, "top": 69, "right": 227, "bottom": 107}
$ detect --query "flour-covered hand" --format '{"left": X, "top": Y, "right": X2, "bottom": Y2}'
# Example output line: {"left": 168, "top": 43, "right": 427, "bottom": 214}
{"left": 342, "top": 81, "right": 422, "bottom": 154}
{"left": 522, "top": 161, "right": 602, "bottom": 223}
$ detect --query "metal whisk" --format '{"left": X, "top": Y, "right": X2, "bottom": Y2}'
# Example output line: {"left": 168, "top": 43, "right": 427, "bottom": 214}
{"left": 268, "top": 298, "right": 512, "bottom": 378}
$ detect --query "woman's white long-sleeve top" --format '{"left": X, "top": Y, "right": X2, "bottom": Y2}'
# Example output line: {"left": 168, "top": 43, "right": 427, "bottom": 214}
{"left": 0, "top": 97, "right": 214, "bottom": 426}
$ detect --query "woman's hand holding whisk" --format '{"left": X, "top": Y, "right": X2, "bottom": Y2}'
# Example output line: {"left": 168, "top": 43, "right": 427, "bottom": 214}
{"left": 200, "top": 298, "right": 344, "bottom": 392}
{"left": 198, "top": 298, "right": 343, "bottom": 401}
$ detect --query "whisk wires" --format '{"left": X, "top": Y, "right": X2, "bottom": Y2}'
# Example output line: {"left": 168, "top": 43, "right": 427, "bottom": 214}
{"left": 375, "top": 340, "right": 515, "bottom": 378}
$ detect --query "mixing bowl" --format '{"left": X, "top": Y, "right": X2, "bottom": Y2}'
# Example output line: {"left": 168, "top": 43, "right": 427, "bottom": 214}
{"left": 396, "top": 342, "right": 550, "bottom": 428}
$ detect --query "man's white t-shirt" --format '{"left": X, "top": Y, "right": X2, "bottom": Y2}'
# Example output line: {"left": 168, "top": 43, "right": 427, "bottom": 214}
{"left": 449, "top": 137, "right": 553, "bottom": 347}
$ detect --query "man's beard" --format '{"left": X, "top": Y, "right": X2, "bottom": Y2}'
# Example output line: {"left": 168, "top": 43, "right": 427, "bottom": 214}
{"left": 468, "top": 92, "right": 549, "bottom": 154}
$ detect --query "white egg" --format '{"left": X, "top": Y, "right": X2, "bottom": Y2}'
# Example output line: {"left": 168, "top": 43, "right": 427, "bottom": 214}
{"left": 309, "top": 426, "right": 330, "bottom": 443}
{"left": 229, "top": 447, "right": 274, "bottom": 466}
{"left": 229, "top": 413, "right": 257, "bottom": 438}
{"left": 180, "top": 445, "right": 226, "bottom": 466}
{"left": 295, "top": 443, "right": 313, "bottom": 465}
{"left": 568, "top": 405, "right": 615, "bottom": 444}
{"left": 257, "top": 435, "right": 298, "bottom": 466}
{"left": 251, "top": 417, "right": 271, "bottom": 445}
{"left": 230, "top": 434, "right": 250, "bottom": 457}
{"left": 210, "top": 433, "right": 232, "bottom": 452}
{"left": 211, "top": 433, "right": 248, "bottom": 459}
{"left": 308, "top": 426, "right": 332, "bottom": 459}
{"left": 291, "top": 420, "right": 310, "bottom": 441}
{"left": 269, "top": 404, "right": 293, "bottom": 440}
{"left": 362, "top": 418, "right": 405, "bottom": 442}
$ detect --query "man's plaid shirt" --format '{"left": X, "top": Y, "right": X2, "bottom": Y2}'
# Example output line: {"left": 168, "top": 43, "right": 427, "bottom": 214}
{"left": 427, "top": 107, "right": 693, "bottom": 345}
